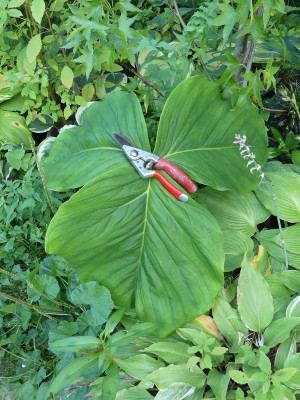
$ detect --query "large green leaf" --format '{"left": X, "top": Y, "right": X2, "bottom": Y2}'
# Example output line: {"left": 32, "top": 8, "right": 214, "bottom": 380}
{"left": 45, "top": 77, "right": 268, "bottom": 336}
{"left": 154, "top": 75, "right": 267, "bottom": 193}
{"left": 46, "top": 167, "right": 224, "bottom": 336}
{"left": 44, "top": 76, "right": 267, "bottom": 193}
{"left": 43, "top": 91, "right": 149, "bottom": 191}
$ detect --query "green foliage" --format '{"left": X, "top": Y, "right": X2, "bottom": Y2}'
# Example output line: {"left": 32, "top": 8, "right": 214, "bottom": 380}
{"left": 0, "top": 0, "right": 299, "bottom": 398}
{"left": 0, "top": 150, "right": 63, "bottom": 268}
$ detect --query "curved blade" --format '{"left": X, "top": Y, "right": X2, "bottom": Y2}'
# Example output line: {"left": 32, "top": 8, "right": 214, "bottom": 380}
{"left": 113, "top": 132, "right": 135, "bottom": 148}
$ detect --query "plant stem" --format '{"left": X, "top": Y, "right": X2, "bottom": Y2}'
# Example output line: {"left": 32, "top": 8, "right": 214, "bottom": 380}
{"left": 241, "top": 5, "right": 264, "bottom": 87}
{"left": 165, "top": 0, "right": 213, "bottom": 82}
{"left": 263, "top": 179, "right": 289, "bottom": 269}
{"left": 0, "top": 291, "right": 59, "bottom": 320}
{"left": 120, "top": 63, "right": 164, "bottom": 97}
{"left": 0, "top": 268, "right": 72, "bottom": 309}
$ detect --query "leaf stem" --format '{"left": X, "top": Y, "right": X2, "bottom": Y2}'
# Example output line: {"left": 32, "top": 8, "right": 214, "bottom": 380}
{"left": 0, "top": 268, "right": 72, "bottom": 309}
{"left": 263, "top": 180, "right": 289, "bottom": 269}
{"left": 165, "top": 0, "right": 213, "bottom": 82}
{"left": 0, "top": 290, "right": 60, "bottom": 320}
{"left": 120, "top": 62, "right": 164, "bottom": 97}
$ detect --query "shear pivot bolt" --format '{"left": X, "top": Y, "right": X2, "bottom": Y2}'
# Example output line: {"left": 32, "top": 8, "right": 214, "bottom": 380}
{"left": 130, "top": 150, "right": 138, "bottom": 157}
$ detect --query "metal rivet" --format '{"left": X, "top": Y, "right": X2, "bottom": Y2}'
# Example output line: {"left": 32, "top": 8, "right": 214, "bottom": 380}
{"left": 130, "top": 150, "right": 138, "bottom": 157}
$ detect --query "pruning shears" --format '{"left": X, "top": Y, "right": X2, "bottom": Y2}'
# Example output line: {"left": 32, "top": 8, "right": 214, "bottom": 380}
{"left": 114, "top": 132, "right": 197, "bottom": 202}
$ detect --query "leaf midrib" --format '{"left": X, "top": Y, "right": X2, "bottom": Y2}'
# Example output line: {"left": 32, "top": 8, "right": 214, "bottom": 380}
{"left": 72, "top": 147, "right": 122, "bottom": 156}
{"left": 135, "top": 180, "right": 151, "bottom": 291}
{"left": 164, "top": 145, "right": 234, "bottom": 158}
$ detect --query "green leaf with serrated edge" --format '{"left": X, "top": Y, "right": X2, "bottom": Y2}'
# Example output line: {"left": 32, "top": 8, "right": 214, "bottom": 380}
{"left": 211, "top": 346, "right": 228, "bottom": 356}
{"left": 82, "top": 83, "right": 95, "bottom": 101}
{"left": 31, "top": 0, "right": 45, "bottom": 24}
{"left": 229, "top": 370, "right": 248, "bottom": 385}
{"left": 237, "top": 257, "right": 274, "bottom": 332}
{"left": 207, "top": 369, "right": 230, "bottom": 400}
{"left": 0, "top": 110, "right": 32, "bottom": 149}
{"left": 26, "top": 34, "right": 42, "bottom": 64}
{"left": 43, "top": 91, "right": 148, "bottom": 191}
{"left": 284, "top": 354, "right": 300, "bottom": 390}
{"left": 115, "top": 355, "right": 164, "bottom": 380}
{"left": 60, "top": 65, "right": 73, "bottom": 89}
{"left": 45, "top": 168, "right": 224, "bottom": 337}
{"left": 5, "top": 148, "right": 25, "bottom": 170}
{"left": 50, "top": 336, "right": 101, "bottom": 353}
{"left": 102, "top": 362, "right": 120, "bottom": 400}
{"left": 258, "top": 350, "right": 271, "bottom": 374}
{"left": 139, "top": 364, "right": 205, "bottom": 389}
{"left": 154, "top": 76, "right": 267, "bottom": 193}
{"left": 256, "top": 225, "right": 300, "bottom": 270}
{"left": 47, "top": 353, "right": 99, "bottom": 396}
{"left": 255, "top": 171, "right": 300, "bottom": 223}
{"left": 142, "top": 341, "right": 190, "bottom": 364}
{"left": 264, "top": 317, "right": 300, "bottom": 348}
{"left": 273, "top": 368, "right": 297, "bottom": 384}
{"left": 27, "top": 275, "right": 59, "bottom": 302}
{"left": 197, "top": 188, "right": 269, "bottom": 235}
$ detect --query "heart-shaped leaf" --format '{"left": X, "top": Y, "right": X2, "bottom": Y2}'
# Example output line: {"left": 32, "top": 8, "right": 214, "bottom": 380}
{"left": 46, "top": 167, "right": 224, "bottom": 336}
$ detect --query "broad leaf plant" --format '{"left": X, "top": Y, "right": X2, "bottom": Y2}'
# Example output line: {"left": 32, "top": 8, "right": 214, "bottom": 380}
{"left": 44, "top": 75, "right": 267, "bottom": 336}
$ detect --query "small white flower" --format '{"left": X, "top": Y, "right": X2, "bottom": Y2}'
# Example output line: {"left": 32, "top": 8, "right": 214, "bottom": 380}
{"left": 22, "top": 364, "right": 26, "bottom": 368}
{"left": 234, "top": 133, "right": 264, "bottom": 183}
{"left": 250, "top": 164, "right": 261, "bottom": 174}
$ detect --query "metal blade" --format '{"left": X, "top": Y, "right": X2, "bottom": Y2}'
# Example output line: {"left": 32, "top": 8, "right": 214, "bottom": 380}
{"left": 113, "top": 132, "right": 135, "bottom": 148}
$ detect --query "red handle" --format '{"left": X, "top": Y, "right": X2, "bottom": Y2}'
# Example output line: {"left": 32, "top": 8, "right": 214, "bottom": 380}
{"left": 155, "top": 158, "right": 197, "bottom": 194}
{"left": 153, "top": 171, "right": 188, "bottom": 202}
